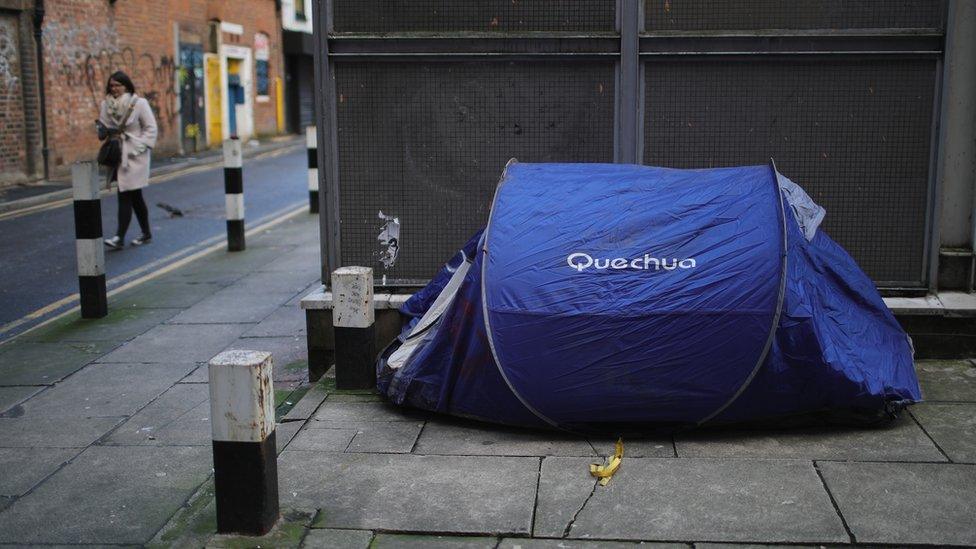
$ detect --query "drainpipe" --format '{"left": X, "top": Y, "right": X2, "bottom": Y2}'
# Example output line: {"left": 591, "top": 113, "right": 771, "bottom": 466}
{"left": 33, "top": 0, "right": 49, "bottom": 180}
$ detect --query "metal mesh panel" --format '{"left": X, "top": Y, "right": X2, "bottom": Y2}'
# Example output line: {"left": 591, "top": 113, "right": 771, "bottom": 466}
{"left": 332, "top": 1, "right": 616, "bottom": 33}
{"left": 645, "top": 1, "right": 945, "bottom": 31}
{"left": 644, "top": 59, "right": 935, "bottom": 284}
{"left": 336, "top": 61, "right": 616, "bottom": 281}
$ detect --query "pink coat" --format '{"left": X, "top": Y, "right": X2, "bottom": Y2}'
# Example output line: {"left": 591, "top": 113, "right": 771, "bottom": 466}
{"left": 98, "top": 96, "right": 158, "bottom": 192}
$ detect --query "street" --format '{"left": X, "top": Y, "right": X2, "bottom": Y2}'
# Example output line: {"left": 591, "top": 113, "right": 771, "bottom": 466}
{"left": 0, "top": 146, "right": 311, "bottom": 342}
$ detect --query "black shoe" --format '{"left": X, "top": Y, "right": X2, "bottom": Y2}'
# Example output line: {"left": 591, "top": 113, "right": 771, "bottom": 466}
{"left": 104, "top": 236, "right": 123, "bottom": 250}
{"left": 131, "top": 234, "right": 152, "bottom": 246}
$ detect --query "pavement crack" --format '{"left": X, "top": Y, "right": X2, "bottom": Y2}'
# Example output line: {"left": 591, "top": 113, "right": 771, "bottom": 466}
{"left": 908, "top": 407, "right": 953, "bottom": 462}
{"left": 529, "top": 457, "right": 543, "bottom": 536}
{"left": 813, "top": 460, "right": 856, "bottom": 544}
{"left": 562, "top": 477, "right": 599, "bottom": 538}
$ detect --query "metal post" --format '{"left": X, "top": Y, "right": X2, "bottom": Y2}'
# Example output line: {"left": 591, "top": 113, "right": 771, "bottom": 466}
{"left": 332, "top": 266, "right": 376, "bottom": 390}
{"left": 72, "top": 163, "right": 107, "bottom": 319}
{"left": 223, "top": 138, "right": 245, "bottom": 251}
{"left": 208, "top": 350, "right": 279, "bottom": 535}
{"left": 306, "top": 126, "right": 319, "bottom": 213}
{"left": 616, "top": 0, "right": 641, "bottom": 164}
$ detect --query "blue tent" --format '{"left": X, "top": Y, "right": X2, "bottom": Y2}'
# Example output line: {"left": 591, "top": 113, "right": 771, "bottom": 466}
{"left": 377, "top": 162, "right": 921, "bottom": 431}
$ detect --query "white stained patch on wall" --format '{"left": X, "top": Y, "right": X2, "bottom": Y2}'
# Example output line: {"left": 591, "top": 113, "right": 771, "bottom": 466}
{"left": 0, "top": 15, "right": 20, "bottom": 92}
{"left": 377, "top": 210, "right": 400, "bottom": 269}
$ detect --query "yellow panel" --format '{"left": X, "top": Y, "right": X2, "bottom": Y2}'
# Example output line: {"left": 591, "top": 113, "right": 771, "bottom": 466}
{"left": 205, "top": 54, "right": 223, "bottom": 145}
{"left": 275, "top": 77, "right": 285, "bottom": 133}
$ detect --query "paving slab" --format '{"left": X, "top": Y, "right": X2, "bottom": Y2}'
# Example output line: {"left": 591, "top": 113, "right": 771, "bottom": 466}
{"left": 23, "top": 307, "right": 181, "bottom": 343}
{"left": 182, "top": 245, "right": 296, "bottom": 277}
{"left": 103, "top": 383, "right": 211, "bottom": 446}
{"left": 301, "top": 528, "right": 373, "bottom": 548}
{"left": 296, "top": 420, "right": 425, "bottom": 453}
{"left": 259, "top": 247, "right": 322, "bottom": 274}
{"left": 287, "top": 282, "right": 324, "bottom": 306}
{"left": 0, "top": 386, "right": 42, "bottom": 414}
{"left": 179, "top": 364, "right": 209, "bottom": 383}
{"left": 0, "top": 447, "right": 79, "bottom": 496}
{"left": 588, "top": 437, "right": 674, "bottom": 458}
{"left": 0, "top": 341, "right": 118, "bottom": 385}
{"left": 232, "top": 270, "right": 322, "bottom": 296}
{"left": 0, "top": 445, "right": 212, "bottom": 545}
{"left": 111, "top": 281, "right": 229, "bottom": 309}
{"left": 371, "top": 533, "right": 498, "bottom": 548}
{"left": 911, "top": 403, "right": 976, "bottom": 463}
{"left": 167, "top": 285, "right": 296, "bottom": 324}
{"left": 675, "top": 416, "right": 944, "bottom": 462}
{"left": 533, "top": 457, "right": 604, "bottom": 538}
{"left": 224, "top": 335, "right": 307, "bottom": 375}
{"left": 415, "top": 419, "right": 597, "bottom": 457}
{"left": 541, "top": 458, "right": 848, "bottom": 543}
{"left": 280, "top": 451, "right": 538, "bottom": 534}
{"left": 243, "top": 305, "right": 307, "bottom": 337}
{"left": 282, "top": 382, "right": 329, "bottom": 421}
{"left": 915, "top": 360, "right": 976, "bottom": 401}
{"left": 500, "top": 540, "right": 688, "bottom": 548}
{"left": 96, "top": 323, "right": 249, "bottom": 364}
{"left": 288, "top": 426, "right": 357, "bottom": 452}
{"left": 15, "top": 362, "right": 195, "bottom": 418}
{"left": 276, "top": 421, "right": 304, "bottom": 454}
{"left": 0, "top": 416, "right": 124, "bottom": 447}
{"left": 818, "top": 461, "right": 976, "bottom": 546}
{"left": 311, "top": 399, "right": 426, "bottom": 426}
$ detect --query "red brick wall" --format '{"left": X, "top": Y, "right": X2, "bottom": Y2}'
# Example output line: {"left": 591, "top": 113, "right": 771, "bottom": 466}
{"left": 43, "top": 0, "right": 284, "bottom": 176}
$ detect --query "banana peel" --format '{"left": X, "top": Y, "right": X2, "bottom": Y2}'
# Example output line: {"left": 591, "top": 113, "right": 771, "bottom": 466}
{"left": 589, "top": 438, "right": 623, "bottom": 486}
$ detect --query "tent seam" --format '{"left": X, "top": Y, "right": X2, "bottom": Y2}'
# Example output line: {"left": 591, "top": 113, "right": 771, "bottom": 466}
{"left": 696, "top": 161, "right": 790, "bottom": 426}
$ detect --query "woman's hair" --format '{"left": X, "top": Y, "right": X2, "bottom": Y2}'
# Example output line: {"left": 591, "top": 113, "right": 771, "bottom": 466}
{"left": 105, "top": 71, "right": 136, "bottom": 95}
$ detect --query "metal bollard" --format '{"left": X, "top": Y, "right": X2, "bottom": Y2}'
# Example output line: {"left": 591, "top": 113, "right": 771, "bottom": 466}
{"left": 72, "top": 162, "right": 107, "bottom": 318}
{"left": 223, "top": 138, "right": 245, "bottom": 251}
{"left": 306, "top": 126, "right": 319, "bottom": 214}
{"left": 208, "top": 350, "right": 279, "bottom": 535}
{"left": 332, "top": 267, "right": 376, "bottom": 390}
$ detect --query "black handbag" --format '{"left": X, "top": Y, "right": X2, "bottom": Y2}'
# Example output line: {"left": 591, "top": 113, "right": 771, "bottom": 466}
{"left": 97, "top": 98, "right": 137, "bottom": 168}
{"left": 97, "top": 135, "right": 122, "bottom": 167}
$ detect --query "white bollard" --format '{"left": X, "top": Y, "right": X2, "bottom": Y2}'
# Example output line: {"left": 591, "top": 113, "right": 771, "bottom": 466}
{"left": 208, "top": 350, "right": 278, "bottom": 535}
{"left": 306, "top": 126, "right": 319, "bottom": 214}
{"left": 72, "top": 162, "right": 107, "bottom": 318}
{"left": 332, "top": 266, "right": 376, "bottom": 389}
{"left": 223, "top": 138, "right": 245, "bottom": 251}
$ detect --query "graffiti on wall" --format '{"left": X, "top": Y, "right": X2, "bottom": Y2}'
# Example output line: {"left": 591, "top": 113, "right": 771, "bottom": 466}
{"left": 45, "top": 19, "right": 178, "bottom": 137}
{"left": 0, "top": 16, "right": 20, "bottom": 92}
{"left": 56, "top": 47, "right": 178, "bottom": 136}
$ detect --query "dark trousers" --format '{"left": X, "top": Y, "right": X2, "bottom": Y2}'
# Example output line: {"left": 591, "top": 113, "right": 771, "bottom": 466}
{"left": 116, "top": 188, "right": 150, "bottom": 239}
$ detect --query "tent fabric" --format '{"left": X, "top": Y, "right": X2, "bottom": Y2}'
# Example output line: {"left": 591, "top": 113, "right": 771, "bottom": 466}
{"left": 377, "top": 162, "right": 920, "bottom": 431}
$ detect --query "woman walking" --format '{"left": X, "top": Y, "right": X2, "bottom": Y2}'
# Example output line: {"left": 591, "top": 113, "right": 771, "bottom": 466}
{"left": 97, "top": 71, "right": 158, "bottom": 249}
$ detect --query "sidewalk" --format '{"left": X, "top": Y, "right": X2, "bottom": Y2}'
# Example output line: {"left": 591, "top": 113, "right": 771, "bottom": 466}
{"left": 0, "top": 134, "right": 304, "bottom": 215}
{"left": 1, "top": 213, "right": 975, "bottom": 547}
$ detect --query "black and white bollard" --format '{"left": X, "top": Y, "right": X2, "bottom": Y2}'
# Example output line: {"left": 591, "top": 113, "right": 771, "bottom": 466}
{"left": 72, "top": 162, "right": 107, "bottom": 319}
{"left": 223, "top": 137, "right": 245, "bottom": 251}
{"left": 208, "top": 350, "right": 279, "bottom": 535}
{"left": 306, "top": 126, "right": 319, "bottom": 214}
{"left": 333, "top": 267, "right": 376, "bottom": 390}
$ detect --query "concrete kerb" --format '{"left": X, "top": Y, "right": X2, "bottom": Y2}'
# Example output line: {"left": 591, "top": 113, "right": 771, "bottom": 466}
{"left": 0, "top": 135, "right": 303, "bottom": 217}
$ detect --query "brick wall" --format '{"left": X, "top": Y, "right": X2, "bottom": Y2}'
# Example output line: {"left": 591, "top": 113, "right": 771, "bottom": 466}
{"left": 42, "top": 0, "right": 284, "bottom": 177}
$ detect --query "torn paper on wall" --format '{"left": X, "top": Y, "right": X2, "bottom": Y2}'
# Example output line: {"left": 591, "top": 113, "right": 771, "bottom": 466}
{"left": 377, "top": 211, "right": 400, "bottom": 269}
